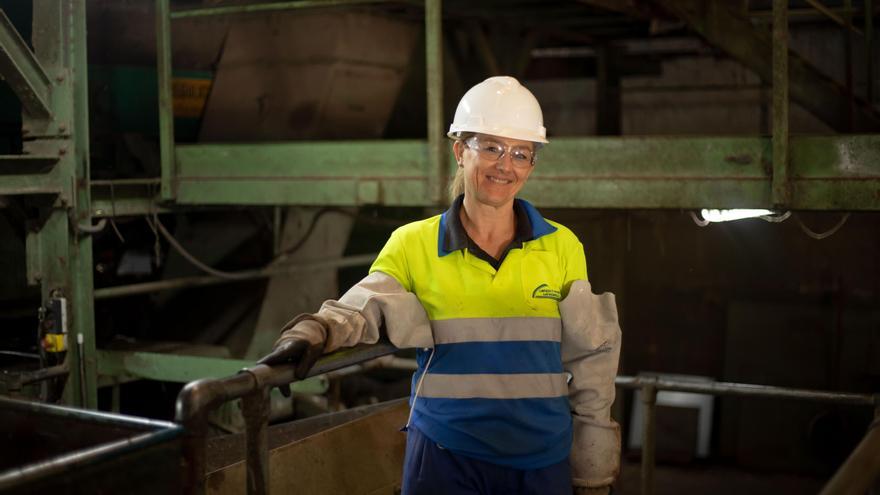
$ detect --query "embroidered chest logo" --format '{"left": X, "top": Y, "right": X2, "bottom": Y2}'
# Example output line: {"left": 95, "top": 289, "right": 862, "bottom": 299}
{"left": 531, "top": 283, "right": 561, "bottom": 301}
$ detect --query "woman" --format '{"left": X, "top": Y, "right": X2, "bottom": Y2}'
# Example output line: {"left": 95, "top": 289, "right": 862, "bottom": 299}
{"left": 259, "top": 76, "right": 621, "bottom": 495}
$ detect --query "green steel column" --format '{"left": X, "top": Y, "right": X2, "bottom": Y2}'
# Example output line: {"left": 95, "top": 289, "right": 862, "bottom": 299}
{"left": 844, "top": 0, "right": 854, "bottom": 130}
{"left": 867, "top": 0, "right": 874, "bottom": 106}
{"left": 68, "top": 0, "right": 98, "bottom": 408}
{"left": 23, "top": 0, "right": 96, "bottom": 408}
{"left": 425, "top": 0, "right": 445, "bottom": 204}
{"left": 772, "top": 0, "right": 790, "bottom": 207}
{"left": 157, "top": 0, "right": 176, "bottom": 200}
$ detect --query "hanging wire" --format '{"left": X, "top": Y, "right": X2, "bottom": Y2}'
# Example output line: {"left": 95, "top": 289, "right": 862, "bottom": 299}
{"left": 146, "top": 208, "right": 351, "bottom": 280}
{"left": 150, "top": 210, "right": 254, "bottom": 280}
{"left": 108, "top": 182, "right": 126, "bottom": 243}
{"left": 794, "top": 212, "right": 851, "bottom": 240}
{"left": 758, "top": 211, "right": 791, "bottom": 223}
{"left": 689, "top": 211, "right": 711, "bottom": 227}
{"left": 143, "top": 205, "right": 412, "bottom": 280}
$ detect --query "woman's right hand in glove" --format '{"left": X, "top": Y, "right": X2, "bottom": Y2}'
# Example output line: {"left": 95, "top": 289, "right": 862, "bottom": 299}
{"left": 256, "top": 319, "right": 327, "bottom": 395}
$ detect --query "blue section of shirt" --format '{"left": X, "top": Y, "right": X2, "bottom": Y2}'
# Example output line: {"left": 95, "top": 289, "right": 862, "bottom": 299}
{"left": 429, "top": 341, "right": 563, "bottom": 375}
{"left": 411, "top": 397, "right": 573, "bottom": 470}
{"left": 410, "top": 346, "right": 573, "bottom": 470}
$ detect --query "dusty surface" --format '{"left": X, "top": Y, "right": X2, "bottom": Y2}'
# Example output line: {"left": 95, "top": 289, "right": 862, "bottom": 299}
{"left": 615, "top": 460, "right": 825, "bottom": 495}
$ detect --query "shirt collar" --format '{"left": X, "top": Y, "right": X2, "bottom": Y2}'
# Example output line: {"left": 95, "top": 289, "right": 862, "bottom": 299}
{"left": 437, "top": 194, "right": 557, "bottom": 257}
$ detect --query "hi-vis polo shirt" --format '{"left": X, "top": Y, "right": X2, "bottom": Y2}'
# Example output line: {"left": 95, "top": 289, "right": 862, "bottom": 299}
{"left": 370, "top": 195, "right": 588, "bottom": 470}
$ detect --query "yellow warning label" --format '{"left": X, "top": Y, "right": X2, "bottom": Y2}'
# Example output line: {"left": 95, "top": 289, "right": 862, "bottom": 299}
{"left": 172, "top": 78, "right": 212, "bottom": 118}
{"left": 43, "top": 333, "right": 67, "bottom": 353}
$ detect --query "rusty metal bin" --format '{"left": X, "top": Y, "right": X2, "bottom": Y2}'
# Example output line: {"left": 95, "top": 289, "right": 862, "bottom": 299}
{"left": 0, "top": 396, "right": 184, "bottom": 494}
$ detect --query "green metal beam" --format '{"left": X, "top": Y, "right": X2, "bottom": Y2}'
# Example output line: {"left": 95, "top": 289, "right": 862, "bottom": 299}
{"left": 426, "top": 0, "right": 446, "bottom": 204}
{"left": 156, "top": 0, "right": 176, "bottom": 201}
{"left": 0, "top": 173, "right": 62, "bottom": 196}
{"left": 68, "top": 0, "right": 98, "bottom": 409}
{"left": 95, "top": 350, "right": 327, "bottom": 393}
{"left": 175, "top": 140, "right": 432, "bottom": 205}
{"left": 653, "top": 0, "right": 880, "bottom": 132}
{"left": 0, "top": 8, "right": 52, "bottom": 118}
{"left": 169, "top": 0, "right": 412, "bottom": 19}
{"left": 166, "top": 136, "right": 880, "bottom": 210}
{"left": 15, "top": 0, "right": 98, "bottom": 409}
{"left": 0, "top": 155, "right": 59, "bottom": 174}
{"left": 772, "top": 0, "right": 790, "bottom": 206}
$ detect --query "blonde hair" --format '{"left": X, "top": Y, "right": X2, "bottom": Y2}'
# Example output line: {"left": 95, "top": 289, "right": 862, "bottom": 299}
{"left": 449, "top": 167, "right": 465, "bottom": 201}
{"left": 448, "top": 132, "right": 474, "bottom": 202}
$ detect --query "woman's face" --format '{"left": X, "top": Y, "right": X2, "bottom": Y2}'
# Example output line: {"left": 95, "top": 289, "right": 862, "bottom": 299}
{"left": 453, "top": 133, "right": 536, "bottom": 208}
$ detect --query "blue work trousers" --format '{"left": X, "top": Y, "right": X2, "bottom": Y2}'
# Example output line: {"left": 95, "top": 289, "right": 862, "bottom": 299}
{"left": 401, "top": 426, "right": 573, "bottom": 495}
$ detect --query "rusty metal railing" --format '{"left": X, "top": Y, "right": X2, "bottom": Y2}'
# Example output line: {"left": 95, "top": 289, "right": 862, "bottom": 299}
{"left": 176, "top": 353, "right": 879, "bottom": 495}
{"left": 174, "top": 341, "right": 398, "bottom": 495}
{"left": 615, "top": 375, "right": 880, "bottom": 495}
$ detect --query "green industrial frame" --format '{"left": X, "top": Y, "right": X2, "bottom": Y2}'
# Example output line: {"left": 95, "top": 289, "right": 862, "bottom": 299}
{"left": 1, "top": 0, "right": 879, "bottom": 408}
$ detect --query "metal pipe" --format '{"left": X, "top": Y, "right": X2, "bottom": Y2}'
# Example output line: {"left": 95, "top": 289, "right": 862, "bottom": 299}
{"left": 169, "top": 0, "right": 417, "bottom": 19}
{"left": 174, "top": 342, "right": 397, "bottom": 494}
{"left": 0, "top": 428, "right": 182, "bottom": 490}
{"left": 772, "top": 0, "right": 790, "bottom": 207}
{"left": 242, "top": 387, "right": 270, "bottom": 495}
{"left": 819, "top": 418, "right": 880, "bottom": 495}
{"left": 3, "top": 363, "right": 69, "bottom": 391}
{"left": 614, "top": 375, "right": 876, "bottom": 406}
{"left": 156, "top": 0, "right": 176, "bottom": 201}
{"left": 803, "top": 0, "right": 864, "bottom": 35}
{"left": 91, "top": 178, "right": 161, "bottom": 186}
{"left": 77, "top": 333, "right": 87, "bottom": 407}
{"left": 867, "top": 0, "right": 874, "bottom": 105}
{"left": 94, "top": 253, "right": 377, "bottom": 300}
{"left": 425, "top": 0, "right": 445, "bottom": 204}
{"left": 640, "top": 384, "right": 657, "bottom": 495}
{"left": 111, "top": 381, "right": 121, "bottom": 413}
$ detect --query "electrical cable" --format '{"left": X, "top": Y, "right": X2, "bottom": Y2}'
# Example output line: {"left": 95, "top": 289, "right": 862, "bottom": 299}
{"left": 146, "top": 207, "right": 405, "bottom": 281}
{"left": 274, "top": 208, "right": 342, "bottom": 260}
{"left": 794, "top": 212, "right": 850, "bottom": 240}
{"left": 150, "top": 210, "right": 255, "bottom": 280}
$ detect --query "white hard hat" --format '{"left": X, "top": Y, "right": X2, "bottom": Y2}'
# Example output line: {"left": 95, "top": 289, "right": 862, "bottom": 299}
{"left": 447, "top": 76, "right": 548, "bottom": 144}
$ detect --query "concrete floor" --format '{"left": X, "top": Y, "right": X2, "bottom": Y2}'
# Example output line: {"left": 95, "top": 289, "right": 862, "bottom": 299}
{"left": 615, "top": 460, "right": 825, "bottom": 495}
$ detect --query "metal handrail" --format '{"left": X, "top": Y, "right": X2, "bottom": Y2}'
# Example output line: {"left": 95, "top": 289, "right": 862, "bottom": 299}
{"left": 615, "top": 375, "right": 880, "bottom": 495}
{"left": 174, "top": 341, "right": 398, "bottom": 495}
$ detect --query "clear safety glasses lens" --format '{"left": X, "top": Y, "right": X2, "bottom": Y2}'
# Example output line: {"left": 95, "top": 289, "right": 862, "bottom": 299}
{"left": 466, "top": 137, "right": 535, "bottom": 167}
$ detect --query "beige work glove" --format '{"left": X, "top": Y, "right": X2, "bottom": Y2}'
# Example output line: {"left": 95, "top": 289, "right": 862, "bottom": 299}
{"left": 561, "top": 280, "right": 622, "bottom": 488}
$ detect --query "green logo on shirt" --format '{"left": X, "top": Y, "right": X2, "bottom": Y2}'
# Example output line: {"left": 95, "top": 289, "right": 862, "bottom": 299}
{"left": 531, "top": 284, "right": 561, "bottom": 301}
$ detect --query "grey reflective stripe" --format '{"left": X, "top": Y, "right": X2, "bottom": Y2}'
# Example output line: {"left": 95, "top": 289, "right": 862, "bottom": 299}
{"left": 431, "top": 317, "right": 561, "bottom": 344}
{"left": 420, "top": 373, "right": 568, "bottom": 399}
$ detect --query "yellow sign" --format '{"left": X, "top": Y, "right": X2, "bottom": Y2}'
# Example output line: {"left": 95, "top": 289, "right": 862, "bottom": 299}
{"left": 172, "top": 78, "right": 212, "bottom": 118}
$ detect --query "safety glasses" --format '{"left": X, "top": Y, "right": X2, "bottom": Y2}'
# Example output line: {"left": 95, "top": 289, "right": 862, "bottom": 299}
{"left": 464, "top": 136, "right": 536, "bottom": 167}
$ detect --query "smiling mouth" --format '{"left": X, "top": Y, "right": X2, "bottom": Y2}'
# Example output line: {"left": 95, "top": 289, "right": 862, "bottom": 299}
{"left": 486, "top": 176, "right": 513, "bottom": 185}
